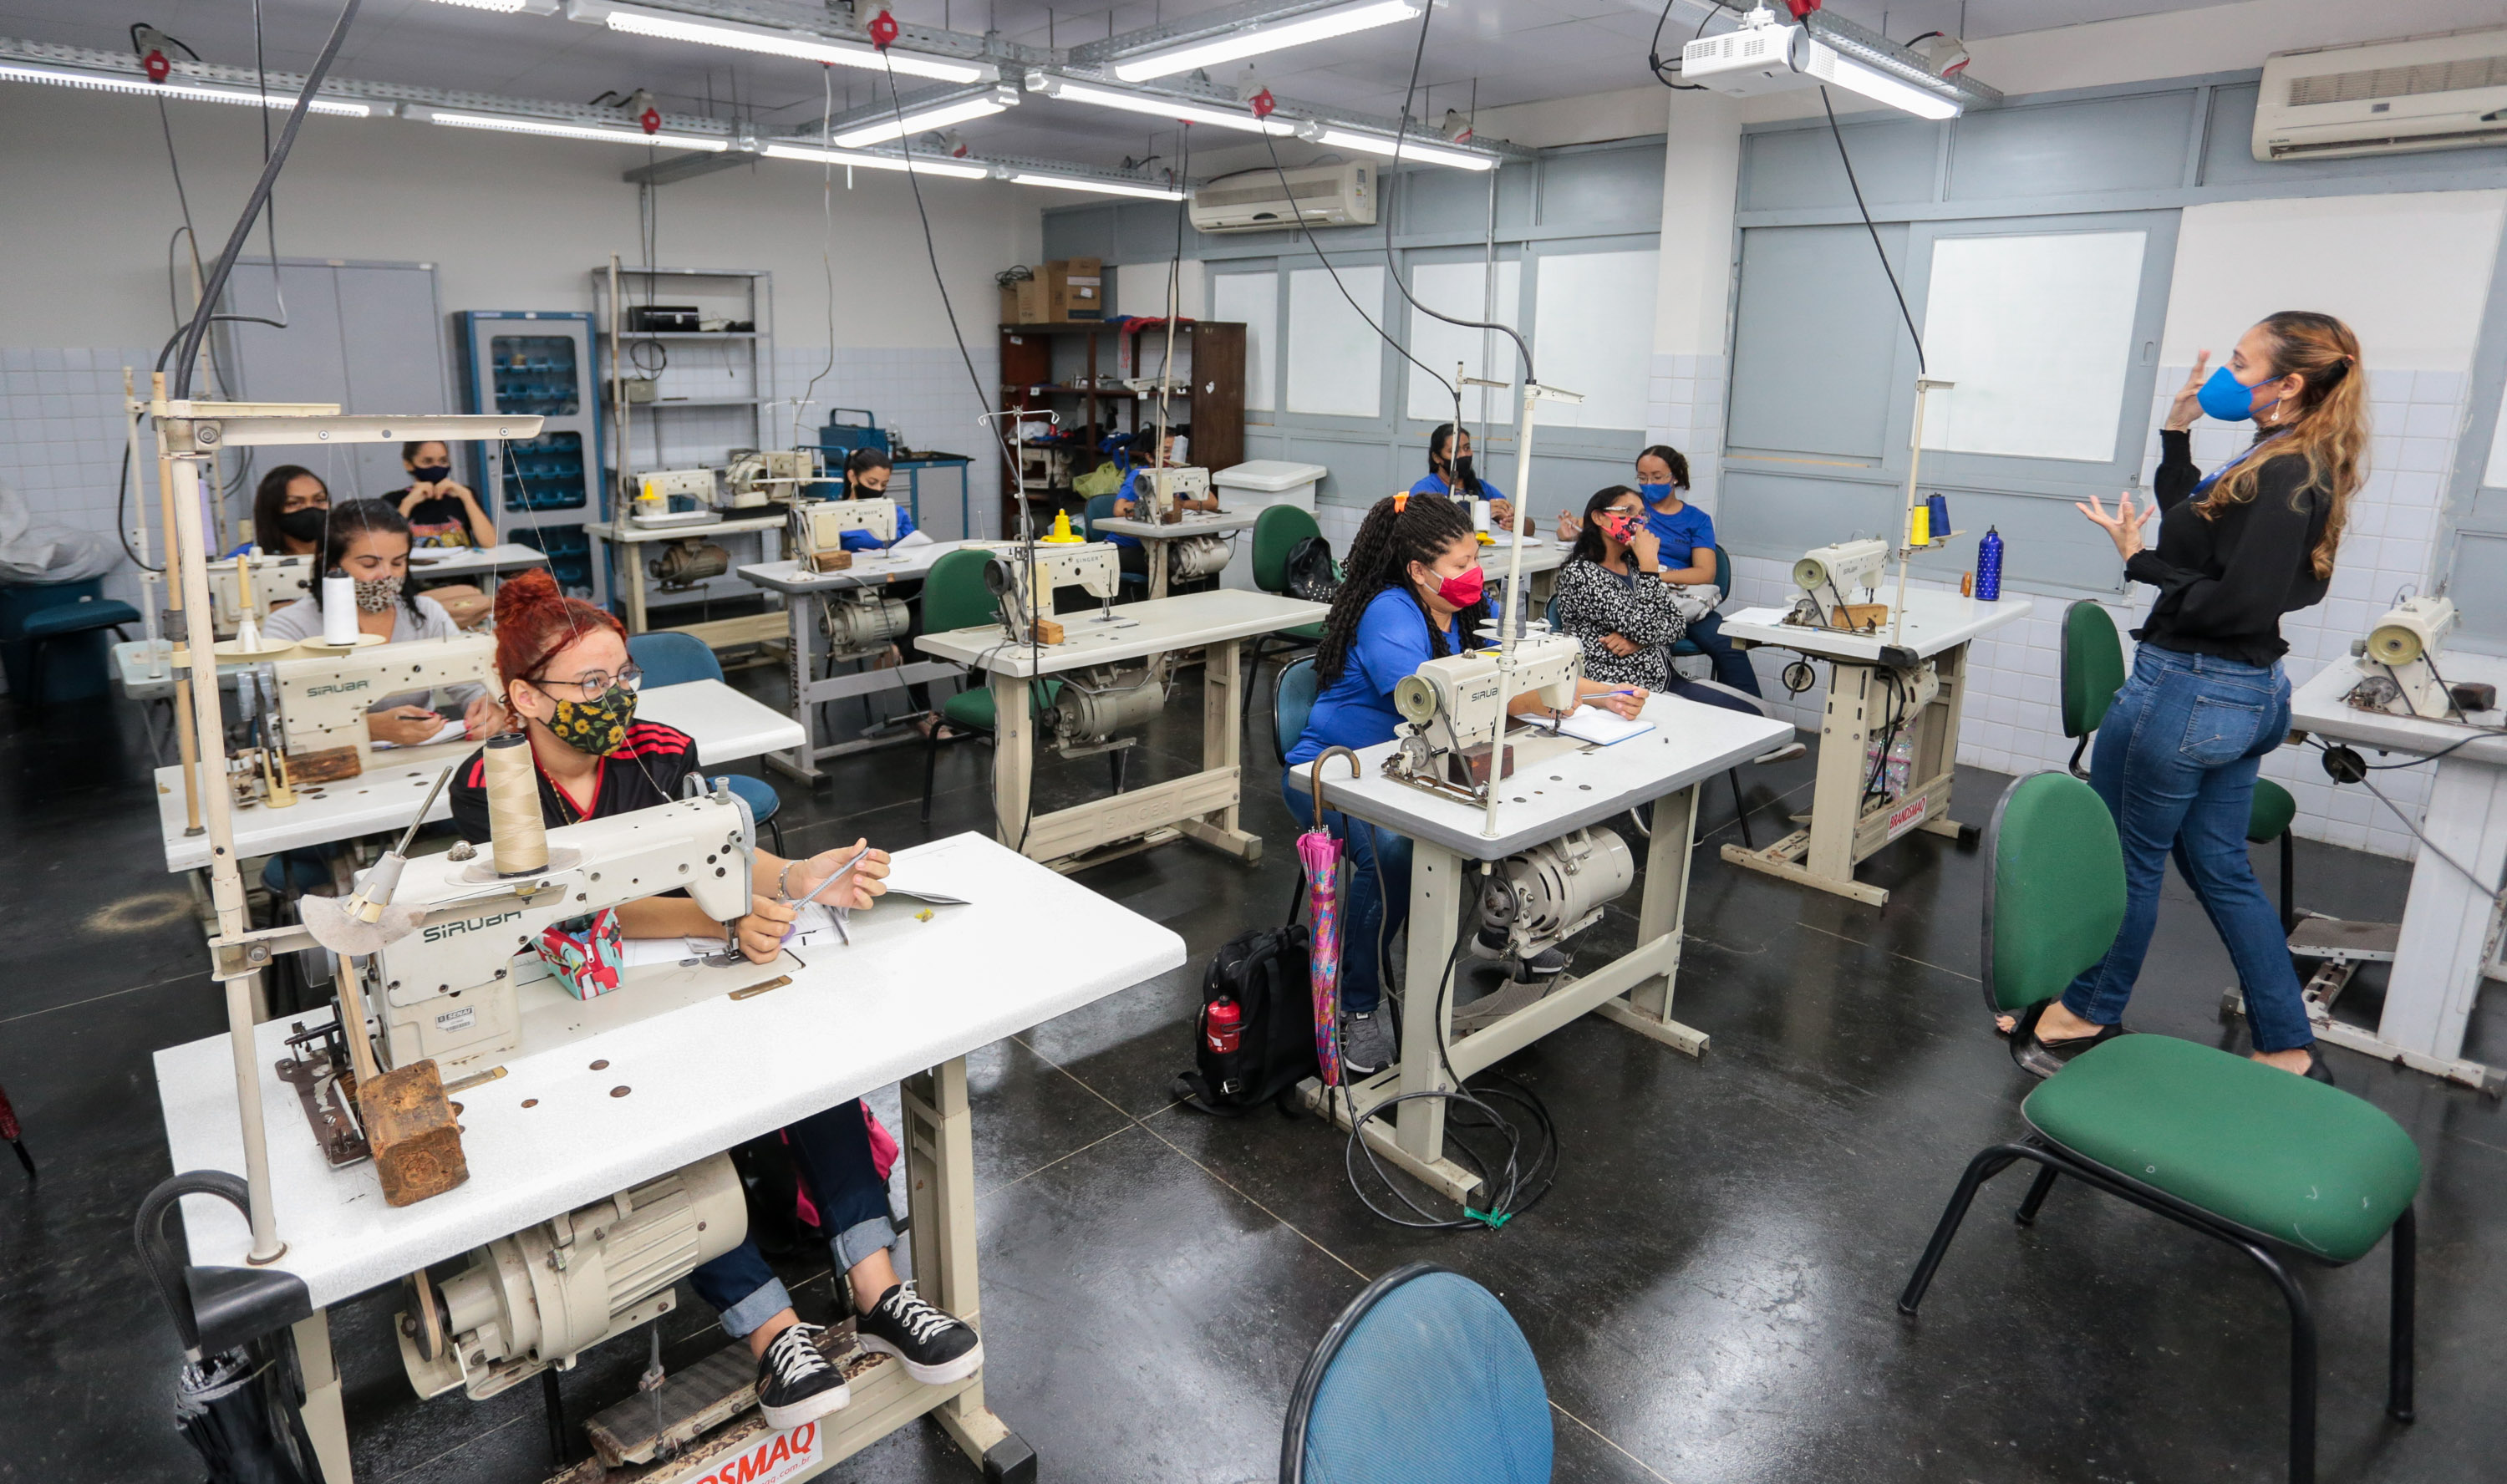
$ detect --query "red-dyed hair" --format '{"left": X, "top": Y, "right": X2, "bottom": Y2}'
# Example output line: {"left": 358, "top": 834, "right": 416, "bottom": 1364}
{"left": 493, "top": 567, "right": 626, "bottom": 689}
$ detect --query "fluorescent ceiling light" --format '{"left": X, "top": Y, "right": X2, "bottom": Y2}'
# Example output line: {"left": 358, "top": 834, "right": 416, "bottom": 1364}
{"left": 831, "top": 91, "right": 1012, "bottom": 149}
{"left": 585, "top": 2, "right": 986, "bottom": 85}
{"left": 428, "top": 0, "right": 559, "bottom": 14}
{"left": 1008, "top": 172, "right": 1185, "bottom": 201}
{"left": 1801, "top": 39, "right": 1960, "bottom": 119}
{"left": 1307, "top": 125, "right": 1493, "bottom": 171}
{"left": 763, "top": 142, "right": 990, "bottom": 180}
{"left": 1111, "top": 0, "right": 1421, "bottom": 82}
{"left": 1029, "top": 75, "right": 1295, "bottom": 136}
{"left": 0, "top": 60, "right": 373, "bottom": 115}
{"left": 425, "top": 108, "right": 729, "bottom": 149}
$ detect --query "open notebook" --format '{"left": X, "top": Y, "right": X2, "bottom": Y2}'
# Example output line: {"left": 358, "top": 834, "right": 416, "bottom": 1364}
{"left": 1538, "top": 704, "right": 1655, "bottom": 746}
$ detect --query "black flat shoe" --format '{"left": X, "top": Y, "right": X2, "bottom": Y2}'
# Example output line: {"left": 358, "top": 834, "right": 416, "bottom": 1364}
{"left": 2009, "top": 999, "right": 2127, "bottom": 1080}
{"left": 2302, "top": 1047, "right": 2336, "bottom": 1085}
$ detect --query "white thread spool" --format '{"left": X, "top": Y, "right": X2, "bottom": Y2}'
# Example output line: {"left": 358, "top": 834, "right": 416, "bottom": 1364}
{"left": 484, "top": 733, "right": 548, "bottom": 876}
{"left": 321, "top": 570, "right": 359, "bottom": 644}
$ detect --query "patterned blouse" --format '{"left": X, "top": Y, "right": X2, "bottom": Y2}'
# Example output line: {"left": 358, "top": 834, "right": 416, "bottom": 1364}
{"left": 1552, "top": 556, "right": 1688, "bottom": 688}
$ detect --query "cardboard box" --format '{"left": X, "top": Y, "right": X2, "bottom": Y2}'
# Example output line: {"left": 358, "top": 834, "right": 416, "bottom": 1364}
{"left": 1045, "top": 257, "right": 1104, "bottom": 322}
{"left": 999, "top": 276, "right": 1047, "bottom": 325}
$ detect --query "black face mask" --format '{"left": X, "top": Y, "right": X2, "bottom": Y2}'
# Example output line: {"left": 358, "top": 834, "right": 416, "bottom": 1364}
{"left": 411, "top": 465, "right": 453, "bottom": 485}
{"left": 276, "top": 507, "right": 327, "bottom": 541}
{"left": 1452, "top": 454, "right": 1482, "bottom": 495}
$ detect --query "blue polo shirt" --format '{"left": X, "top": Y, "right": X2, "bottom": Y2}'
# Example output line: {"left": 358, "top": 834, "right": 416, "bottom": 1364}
{"left": 1406, "top": 472, "right": 1507, "bottom": 506}
{"left": 1288, "top": 589, "right": 1477, "bottom": 766}
{"left": 1645, "top": 499, "right": 1715, "bottom": 571}
{"left": 1101, "top": 468, "right": 1149, "bottom": 551}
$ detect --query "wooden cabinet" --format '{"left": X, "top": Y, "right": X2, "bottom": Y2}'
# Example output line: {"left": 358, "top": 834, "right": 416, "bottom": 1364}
{"left": 994, "top": 319, "right": 1247, "bottom": 535}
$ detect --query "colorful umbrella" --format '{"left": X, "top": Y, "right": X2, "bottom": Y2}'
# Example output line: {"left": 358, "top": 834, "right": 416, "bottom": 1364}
{"left": 1302, "top": 749, "right": 1364, "bottom": 1088}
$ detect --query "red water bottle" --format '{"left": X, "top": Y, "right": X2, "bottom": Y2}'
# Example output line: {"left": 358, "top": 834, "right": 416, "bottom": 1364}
{"left": 1205, "top": 999, "right": 1243, "bottom": 1055}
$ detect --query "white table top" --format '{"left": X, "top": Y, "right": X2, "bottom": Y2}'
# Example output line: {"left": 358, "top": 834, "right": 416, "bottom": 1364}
{"left": 914, "top": 590, "right": 1325, "bottom": 678}
{"left": 2291, "top": 650, "right": 2507, "bottom": 765}
{"left": 1093, "top": 512, "right": 1258, "bottom": 540}
{"left": 737, "top": 541, "right": 979, "bottom": 596}
{"left": 405, "top": 543, "right": 551, "bottom": 579}
{"left": 593, "top": 513, "right": 788, "bottom": 544}
{"left": 116, "top": 640, "right": 249, "bottom": 703}
{"left": 1286, "top": 691, "right": 1791, "bottom": 858}
{"left": 1474, "top": 539, "right": 1564, "bottom": 575}
{"left": 154, "top": 679, "right": 803, "bottom": 872}
{"left": 156, "top": 832, "right": 1187, "bottom": 1307}
{"left": 1720, "top": 588, "right": 2032, "bottom": 663}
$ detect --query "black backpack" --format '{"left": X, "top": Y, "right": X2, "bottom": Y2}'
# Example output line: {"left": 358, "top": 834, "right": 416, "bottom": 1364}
{"left": 1284, "top": 535, "right": 1340, "bottom": 607}
{"left": 1176, "top": 926, "right": 1319, "bottom": 1116}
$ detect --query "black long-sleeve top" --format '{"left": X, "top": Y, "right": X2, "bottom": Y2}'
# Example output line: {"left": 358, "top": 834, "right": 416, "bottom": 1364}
{"left": 2125, "top": 429, "right": 2331, "bottom": 666}
{"left": 1553, "top": 557, "right": 1688, "bottom": 687}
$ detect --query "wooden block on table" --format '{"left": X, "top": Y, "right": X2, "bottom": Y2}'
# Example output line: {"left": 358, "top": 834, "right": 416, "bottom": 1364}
{"left": 1033, "top": 618, "right": 1066, "bottom": 645}
{"left": 1830, "top": 603, "right": 1889, "bottom": 631}
{"left": 809, "top": 550, "right": 854, "bottom": 572}
{"left": 285, "top": 745, "right": 363, "bottom": 784}
{"left": 359, "top": 1059, "right": 469, "bottom": 1207}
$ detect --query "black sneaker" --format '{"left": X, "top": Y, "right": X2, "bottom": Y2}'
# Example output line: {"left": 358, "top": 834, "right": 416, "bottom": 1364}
{"left": 754, "top": 1322, "right": 850, "bottom": 1429}
{"left": 1341, "top": 1010, "right": 1396, "bottom": 1078}
{"left": 858, "top": 1283, "right": 984, "bottom": 1385}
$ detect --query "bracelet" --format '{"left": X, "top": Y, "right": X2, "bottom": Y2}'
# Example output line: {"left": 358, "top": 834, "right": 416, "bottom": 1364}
{"left": 775, "top": 861, "right": 799, "bottom": 900}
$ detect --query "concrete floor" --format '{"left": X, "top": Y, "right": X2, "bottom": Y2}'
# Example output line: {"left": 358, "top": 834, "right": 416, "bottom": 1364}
{"left": 3, "top": 660, "right": 2504, "bottom": 1484}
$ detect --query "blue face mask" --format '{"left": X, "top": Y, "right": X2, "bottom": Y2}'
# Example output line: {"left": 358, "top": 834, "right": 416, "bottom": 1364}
{"left": 2197, "top": 364, "right": 2281, "bottom": 424}
{"left": 1638, "top": 482, "right": 1675, "bottom": 501}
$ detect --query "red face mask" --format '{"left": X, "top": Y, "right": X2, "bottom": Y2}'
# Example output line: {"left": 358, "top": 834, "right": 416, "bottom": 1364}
{"left": 1433, "top": 563, "right": 1485, "bottom": 609}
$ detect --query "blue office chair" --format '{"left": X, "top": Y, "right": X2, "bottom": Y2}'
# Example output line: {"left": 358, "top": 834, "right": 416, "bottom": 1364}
{"left": 1273, "top": 654, "right": 1320, "bottom": 767}
{"left": 1666, "top": 543, "right": 1736, "bottom": 666}
{"left": 624, "top": 632, "right": 785, "bottom": 853}
{"left": 1281, "top": 1263, "right": 1552, "bottom": 1484}
{"left": 1542, "top": 595, "right": 1755, "bottom": 848}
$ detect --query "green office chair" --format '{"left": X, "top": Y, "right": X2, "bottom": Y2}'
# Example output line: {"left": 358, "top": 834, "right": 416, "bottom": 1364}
{"left": 1901, "top": 770, "right": 2420, "bottom": 1484}
{"left": 1273, "top": 654, "right": 1320, "bottom": 767}
{"left": 2061, "top": 600, "right": 2300, "bottom": 930}
{"left": 918, "top": 547, "right": 1063, "bottom": 824}
{"left": 1244, "top": 503, "right": 1333, "bottom": 734}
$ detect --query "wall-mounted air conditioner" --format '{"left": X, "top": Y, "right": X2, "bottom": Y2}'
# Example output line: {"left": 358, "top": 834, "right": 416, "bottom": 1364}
{"left": 1189, "top": 162, "right": 1375, "bottom": 234}
{"left": 2255, "top": 25, "right": 2507, "bottom": 161}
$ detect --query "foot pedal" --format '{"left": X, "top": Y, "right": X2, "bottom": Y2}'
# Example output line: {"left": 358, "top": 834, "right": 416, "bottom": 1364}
{"left": 984, "top": 1433, "right": 1040, "bottom": 1483}
{"left": 2287, "top": 917, "right": 2399, "bottom": 963}
{"left": 581, "top": 1324, "right": 876, "bottom": 1471}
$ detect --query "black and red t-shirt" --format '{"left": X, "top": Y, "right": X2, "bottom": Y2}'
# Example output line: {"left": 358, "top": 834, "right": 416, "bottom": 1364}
{"left": 449, "top": 723, "right": 700, "bottom": 842}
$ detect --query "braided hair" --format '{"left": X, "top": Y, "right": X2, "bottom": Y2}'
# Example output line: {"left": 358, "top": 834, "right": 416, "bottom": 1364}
{"left": 1314, "top": 492, "right": 1487, "bottom": 685}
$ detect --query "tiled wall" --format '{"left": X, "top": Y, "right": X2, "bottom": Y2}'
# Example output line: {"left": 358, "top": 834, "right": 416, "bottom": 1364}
{"left": 1718, "top": 366, "right": 2470, "bottom": 861}
{"left": 0, "top": 342, "right": 1004, "bottom": 689}
{"left": 1645, "top": 351, "right": 1728, "bottom": 512}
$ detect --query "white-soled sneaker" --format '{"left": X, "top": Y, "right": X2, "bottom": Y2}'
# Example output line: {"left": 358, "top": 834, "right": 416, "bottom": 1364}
{"left": 858, "top": 1283, "right": 984, "bottom": 1385}
{"left": 1341, "top": 1010, "right": 1396, "bottom": 1077}
{"left": 754, "top": 1322, "right": 850, "bottom": 1429}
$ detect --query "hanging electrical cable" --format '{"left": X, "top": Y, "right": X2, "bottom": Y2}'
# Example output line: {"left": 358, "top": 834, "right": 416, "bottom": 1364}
{"left": 160, "top": 0, "right": 363, "bottom": 399}
{"left": 1817, "top": 83, "right": 1925, "bottom": 374}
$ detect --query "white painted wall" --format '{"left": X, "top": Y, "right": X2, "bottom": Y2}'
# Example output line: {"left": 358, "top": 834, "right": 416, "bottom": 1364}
{"left": 0, "top": 85, "right": 1047, "bottom": 642}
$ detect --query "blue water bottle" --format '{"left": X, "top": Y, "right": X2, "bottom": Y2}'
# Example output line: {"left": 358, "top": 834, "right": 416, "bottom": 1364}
{"left": 1976, "top": 526, "right": 2003, "bottom": 602}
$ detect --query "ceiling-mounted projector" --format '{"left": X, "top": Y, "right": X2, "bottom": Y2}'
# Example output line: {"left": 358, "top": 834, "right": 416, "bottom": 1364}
{"left": 1680, "top": 5, "right": 1812, "bottom": 96}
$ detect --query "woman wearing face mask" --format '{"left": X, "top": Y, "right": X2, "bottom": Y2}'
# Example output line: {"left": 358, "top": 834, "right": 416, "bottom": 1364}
{"left": 389, "top": 440, "right": 496, "bottom": 549}
{"left": 260, "top": 500, "right": 502, "bottom": 745}
{"left": 2014, "top": 311, "right": 2368, "bottom": 1083}
{"left": 246, "top": 465, "right": 330, "bottom": 557}
{"left": 1283, "top": 492, "right": 1644, "bottom": 1074}
{"left": 1554, "top": 446, "right": 1762, "bottom": 699}
{"left": 837, "top": 450, "right": 947, "bottom": 734}
{"left": 1412, "top": 424, "right": 1525, "bottom": 536}
{"left": 444, "top": 569, "right": 982, "bottom": 1429}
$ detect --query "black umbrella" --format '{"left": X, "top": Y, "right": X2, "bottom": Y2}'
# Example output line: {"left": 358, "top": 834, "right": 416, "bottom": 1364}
{"left": 136, "top": 1171, "right": 326, "bottom": 1484}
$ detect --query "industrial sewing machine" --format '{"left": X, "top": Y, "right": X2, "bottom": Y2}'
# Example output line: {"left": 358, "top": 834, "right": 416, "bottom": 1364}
{"left": 1785, "top": 538, "right": 1890, "bottom": 630}
{"left": 2349, "top": 595, "right": 2472, "bottom": 720}
{"left": 794, "top": 496, "right": 901, "bottom": 567}
{"left": 979, "top": 540, "right": 1124, "bottom": 644}
{"left": 723, "top": 448, "right": 817, "bottom": 507}
{"left": 206, "top": 551, "right": 318, "bottom": 638}
{"left": 1132, "top": 466, "right": 1231, "bottom": 584}
{"left": 1383, "top": 633, "right": 1584, "bottom": 802}
{"left": 270, "top": 634, "right": 496, "bottom": 781}
{"left": 367, "top": 786, "right": 757, "bottom": 1075}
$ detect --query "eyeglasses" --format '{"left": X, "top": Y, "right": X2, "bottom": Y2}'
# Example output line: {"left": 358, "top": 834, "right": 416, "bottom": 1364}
{"left": 529, "top": 663, "right": 643, "bottom": 698}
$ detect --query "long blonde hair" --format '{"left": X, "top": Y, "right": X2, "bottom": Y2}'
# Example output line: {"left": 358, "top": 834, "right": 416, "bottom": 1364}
{"left": 2195, "top": 310, "right": 2368, "bottom": 580}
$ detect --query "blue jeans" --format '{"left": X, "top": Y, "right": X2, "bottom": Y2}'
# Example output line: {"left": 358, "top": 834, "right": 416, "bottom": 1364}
{"left": 2062, "top": 646, "right": 2311, "bottom": 1053}
{"left": 687, "top": 1099, "right": 899, "bottom": 1337}
{"left": 1662, "top": 674, "right": 1762, "bottom": 717}
{"left": 1282, "top": 780, "right": 1412, "bottom": 1016}
{"left": 1681, "top": 610, "right": 1762, "bottom": 697}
